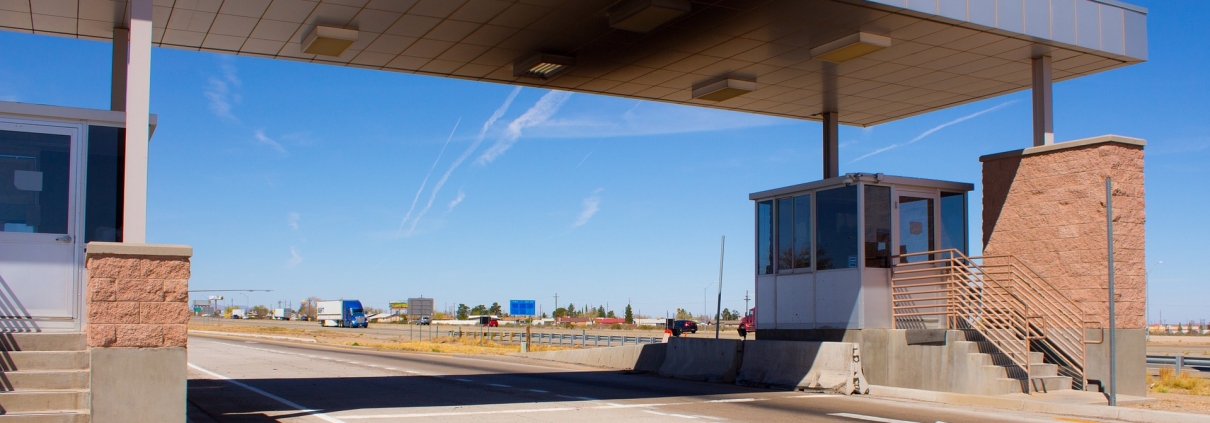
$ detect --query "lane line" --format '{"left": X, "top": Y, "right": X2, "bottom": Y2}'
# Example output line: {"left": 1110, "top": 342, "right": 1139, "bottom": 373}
{"left": 487, "top": 383, "right": 512, "bottom": 388}
{"left": 528, "top": 389, "right": 549, "bottom": 393}
{"left": 188, "top": 363, "right": 346, "bottom": 423}
{"left": 339, "top": 406, "right": 577, "bottom": 419}
{"left": 708, "top": 398, "right": 756, "bottom": 403}
{"left": 828, "top": 412, "right": 919, "bottom": 423}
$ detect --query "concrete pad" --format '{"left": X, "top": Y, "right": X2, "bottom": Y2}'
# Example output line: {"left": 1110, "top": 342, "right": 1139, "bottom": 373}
{"left": 91, "top": 347, "right": 186, "bottom": 423}
{"left": 737, "top": 340, "right": 869, "bottom": 395}
{"left": 658, "top": 338, "right": 742, "bottom": 383}
{"left": 870, "top": 384, "right": 1210, "bottom": 423}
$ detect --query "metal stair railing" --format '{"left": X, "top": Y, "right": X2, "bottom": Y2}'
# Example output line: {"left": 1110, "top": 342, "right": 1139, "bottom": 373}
{"left": 891, "top": 249, "right": 1031, "bottom": 386}
{"left": 979, "top": 255, "right": 1088, "bottom": 390}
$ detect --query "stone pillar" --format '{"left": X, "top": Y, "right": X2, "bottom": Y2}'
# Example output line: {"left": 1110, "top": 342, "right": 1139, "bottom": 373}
{"left": 980, "top": 135, "right": 1145, "bottom": 395}
{"left": 85, "top": 242, "right": 192, "bottom": 423}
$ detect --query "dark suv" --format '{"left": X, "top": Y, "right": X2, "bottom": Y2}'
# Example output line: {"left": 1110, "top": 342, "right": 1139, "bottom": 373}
{"left": 673, "top": 320, "right": 698, "bottom": 335}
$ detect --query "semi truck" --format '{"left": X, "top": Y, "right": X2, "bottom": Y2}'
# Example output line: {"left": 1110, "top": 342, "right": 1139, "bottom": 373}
{"left": 317, "top": 300, "right": 368, "bottom": 328}
{"left": 271, "top": 308, "right": 294, "bottom": 321}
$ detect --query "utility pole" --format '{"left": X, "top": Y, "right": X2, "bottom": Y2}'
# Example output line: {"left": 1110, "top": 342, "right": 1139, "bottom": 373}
{"left": 744, "top": 291, "right": 751, "bottom": 313}
{"left": 715, "top": 235, "right": 725, "bottom": 339}
{"left": 554, "top": 293, "right": 559, "bottom": 315}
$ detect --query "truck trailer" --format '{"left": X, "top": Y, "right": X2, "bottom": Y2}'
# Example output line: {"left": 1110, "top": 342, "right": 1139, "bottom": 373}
{"left": 317, "top": 300, "right": 367, "bottom": 328}
{"left": 271, "top": 308, "right": 294, "bottom": 321}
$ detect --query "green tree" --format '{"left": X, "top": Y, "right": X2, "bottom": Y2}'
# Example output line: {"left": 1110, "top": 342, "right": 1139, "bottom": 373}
{"left": 488, "top": 302, "right": 502, "bottom": 316}
{"left": 624, "top": 304, "right": 633, "bottom": 324}
{"left": 596, "top": 305, "right": 606, "bottom": 317}
{"left": 553, "top": 307, "right": 569, "bottom": 319}
{"left": 566, "top": 303, "right": 576, "bottom": 317}
{"left": 675, "top": 308, "right": 693, "bottom": 320}
{"left": 456, "top": 304, "right": 470, "bottom": 320}
{"left": 251, "top": 305, "right": 270, "bottom": 318}
{"left": 607, "top": 310, "right": 616, "bottom": 318}
{"left": 470, "top": 304, "right": 488, "bottom": 315}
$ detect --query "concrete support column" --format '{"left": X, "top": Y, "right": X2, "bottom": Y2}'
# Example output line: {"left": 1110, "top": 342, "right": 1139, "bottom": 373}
{"left": 123, "top": 0, "right": 152, "bottom": 243}
{"left": 110, "top": 28, "right": 128, "bottom": 112}
{"left": 86, "top": 242, "right": 191, "bottom": 422}
{"left": 1031, "top": 56, "right": 1054, "bottom": 147}
{"left": 822, "top": 111, "right": 839, "bottom": 179}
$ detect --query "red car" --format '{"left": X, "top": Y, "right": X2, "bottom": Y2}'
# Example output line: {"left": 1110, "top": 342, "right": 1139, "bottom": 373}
{"left": 738, "top": 308, "right": 756, "bottom": 337}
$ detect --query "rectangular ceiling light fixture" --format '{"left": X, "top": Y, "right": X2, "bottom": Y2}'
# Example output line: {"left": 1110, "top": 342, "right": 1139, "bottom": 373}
{"left": 302, "top": 26, "right": 359, "bottom": 57}
{"left": 512, "top": 53, "right": 576, "bottom": 79}
{"left": 691, "top": 77, "right": 757, "bottom": 102}
{"left": 609, "top": 0, "right": 692, "bottom": 33}
{"left": 810, "top": 32, "right": 892, "bottom": 63}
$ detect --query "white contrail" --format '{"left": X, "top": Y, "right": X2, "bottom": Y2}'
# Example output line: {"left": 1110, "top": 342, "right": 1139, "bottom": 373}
{"left": 396, "top": 118, "right": 460, "bottom": 236}
{"left": 847, "top": 100, "right": 1018, "bottom": 164}
{"left": 573, "top": 188, "right": 603, "bottom": 228}
{"left": 403, "top": 87, "right": 522, "bottom": 236}
{"left": 476, "top": 90, "right": 572, "bottom": 165}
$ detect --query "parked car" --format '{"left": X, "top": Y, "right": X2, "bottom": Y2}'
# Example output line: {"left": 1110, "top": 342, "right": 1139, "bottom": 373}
{"left": 673, "top": 319, "right": 697, "bottom": 335}
{"left": 738, "top": 308, "right": 756, "bottom": 338}
{"left": 415, "top": 316, "right": 432, "bottom": 325}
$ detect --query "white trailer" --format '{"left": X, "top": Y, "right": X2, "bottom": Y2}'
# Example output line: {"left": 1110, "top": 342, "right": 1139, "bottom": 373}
{"left": 271, "top": 308, "right": 294, "bottom": 320}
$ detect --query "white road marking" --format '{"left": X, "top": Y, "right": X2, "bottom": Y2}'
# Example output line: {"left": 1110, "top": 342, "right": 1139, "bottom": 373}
{"left": 454, "top": 378, "right": 473, "bottom": 382}
{"left": 708, "top": 398, "right": 756, "bottom": 403}
{"left": 338, "top": 406, "right": 577, "bottom": 419}
{"left": 188, "top": 363, "right": 346, "bottom": 423}
{"left": 487, "top": 383, "right": 512, "bottom": 388}
{"left": 828, "top": 412, "right": 919, "bottom": 423}
{"left": 528, "top": 389, "right": 549, "bottom": 393}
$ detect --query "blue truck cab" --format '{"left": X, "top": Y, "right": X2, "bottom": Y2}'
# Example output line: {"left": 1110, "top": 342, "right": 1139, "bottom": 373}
{"left": 317, "top": 299, "right": 368, "bottom": 328}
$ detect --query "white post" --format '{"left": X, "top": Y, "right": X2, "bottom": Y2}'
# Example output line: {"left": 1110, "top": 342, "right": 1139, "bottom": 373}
{"left": 1031, "top": 56, "right": 1054, "bottom": 147}
{"left": 123, "top": 0, "right": 153, "bottom": 243}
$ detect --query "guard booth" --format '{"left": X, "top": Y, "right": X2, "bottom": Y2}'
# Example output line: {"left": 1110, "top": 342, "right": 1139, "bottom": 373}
{"left": 750, "top": 173, "right": 972, "bottom": 337}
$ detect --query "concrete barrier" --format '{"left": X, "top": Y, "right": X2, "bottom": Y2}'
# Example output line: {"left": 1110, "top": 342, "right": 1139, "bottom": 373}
{"left": 521, "top": 344, "right": 666, "bottom": 372}
{"left": 658, "top": 338, "right": 742, "bottom": 383}
{"left": 737, "top": 340, "right": 869, "bottom": 395}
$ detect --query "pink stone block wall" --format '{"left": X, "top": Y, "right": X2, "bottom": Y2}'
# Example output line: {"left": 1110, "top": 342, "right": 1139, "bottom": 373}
{"left": 982, "top": 142, "right": 1145, "bottom": 329}
{"left": 86, "top": 255, "right": 191, "bottom": 348}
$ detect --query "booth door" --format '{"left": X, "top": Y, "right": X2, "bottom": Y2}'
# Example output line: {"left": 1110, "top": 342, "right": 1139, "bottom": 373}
{"left": 0, "top": 121, "right": 82, "bottom": 330}
{"left": 897, "top": 190, "right": 939, "bottom": 263}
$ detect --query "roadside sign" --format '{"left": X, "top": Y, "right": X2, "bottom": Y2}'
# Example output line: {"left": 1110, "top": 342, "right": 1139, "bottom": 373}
{"left": 389, "top": 301, "right": 408, "bottom": 310}
{"left": 510, "top": 300, "right": 536, "bottom": 316}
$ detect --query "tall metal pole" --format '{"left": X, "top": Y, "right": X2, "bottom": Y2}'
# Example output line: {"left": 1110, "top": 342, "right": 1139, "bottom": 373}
{"left": 1106, "top": 177, "right": 1117, "bottom": 407}
{"left": 715, "top": 236, "right": 725, "bottom": 339}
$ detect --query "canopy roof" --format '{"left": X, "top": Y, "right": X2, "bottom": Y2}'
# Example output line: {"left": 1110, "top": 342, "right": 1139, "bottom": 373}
{"left": 0, "top": 0, "right": 1146, "bottom": 126}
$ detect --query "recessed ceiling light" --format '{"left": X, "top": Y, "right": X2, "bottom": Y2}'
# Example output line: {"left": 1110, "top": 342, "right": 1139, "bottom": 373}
{"left": 512, "top": 53, "right": 576, "bottom": 79}
{"left": 691, "top": 77, "right": 757, "bottom": 102}
{"left": 301, "top": 26, "right": 359, "bottom": 57}
{"left": 609, "top": 0, "right": 692, "bottom": 33}
{"left": 810, "top": 32, "right": 892, "bottom": 63}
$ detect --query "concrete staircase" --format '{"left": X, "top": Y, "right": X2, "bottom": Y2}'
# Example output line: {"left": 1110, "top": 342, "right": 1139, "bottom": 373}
{"left": 964, "top": 337, "right": 1073, "bottom": 395}
{"left": 0, "top": 333, "right": 89, "bottom": 423}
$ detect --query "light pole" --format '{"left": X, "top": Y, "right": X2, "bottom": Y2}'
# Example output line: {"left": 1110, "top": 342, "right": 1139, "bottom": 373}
{"left": 703, "top": 281, "right": 715, "bottom": 323}
{"left": 239, "top": 293, "right": 249, "bottom": 313}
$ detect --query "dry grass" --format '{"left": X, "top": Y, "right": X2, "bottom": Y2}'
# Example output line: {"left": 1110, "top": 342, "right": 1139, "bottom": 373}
{"left": 1149, "top": 368, "right": 1210, "bottom": 396}
{"left": 189, "top": 322, "right": 575, "bottom": 356}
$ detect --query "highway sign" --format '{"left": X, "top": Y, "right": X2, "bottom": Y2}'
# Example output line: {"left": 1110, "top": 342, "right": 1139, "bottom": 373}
{"left": 389, "top": 301, "right": 408, "bottom": 310}
{"left": 510, "top": 300, "right": 536, "bottom": 316}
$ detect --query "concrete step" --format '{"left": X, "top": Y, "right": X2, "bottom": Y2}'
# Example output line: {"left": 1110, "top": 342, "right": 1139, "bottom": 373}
{"left": 1030, "top": 376, "right": 1074, "bottom": 393}
{"left": 0, "top": 371, "right": 89, "bottom": 391}
{"left": 994, "top": 378, "right": 1030, "bottom": 394}
{"left": 1029, "top": 363, "right": 1058, "bottom": 377}
{"left": 0, "top": 411, "right": 89, "bottom": 423}
{"left": 0, "top": 352, "right": 88, "bottom": 372}
{"left": 0, "top": 391, "right": 89, "bottom": 414}
{"left": 1028, "top": 351, "right": 1045, "bottom": 364}
{"left": 0, "top": 335, "right": 85, "bottom": 353}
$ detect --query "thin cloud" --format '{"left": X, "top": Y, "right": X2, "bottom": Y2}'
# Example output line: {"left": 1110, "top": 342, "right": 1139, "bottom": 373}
{"left": 205, "top": 61, "right": 241, "bottom": 121}
{"left": 526, "top": 100, "right": 785, "bottom": 139}
{"left": 447, "top": 189, "right": 466, "bottom": 211}
{"left": 254, "top": 129, "right": 287, "bottom": 154}
{"left": 287, "top": 212, "right": 300, "bottom": 230}
{"left": 402, "top": 87, "right": 522, "bottom": 236}
{"left": 286, "top": 246, "right": 302, "bottom": 267}
{"left": 477, "top": 90, "right": 573, "bottom": 165}
{"left": 397, "top": 118, "right": 461, "bottom": 236}
{"left": 573, "top": 188, "right": 604, "bottom": 228}
{"left": 847, "top": 100, "right": 1018, "bottom": 164}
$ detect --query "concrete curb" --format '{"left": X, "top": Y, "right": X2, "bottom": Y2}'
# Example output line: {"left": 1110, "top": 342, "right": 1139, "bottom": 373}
{"left": 188, "top": 330, "right": 317, "bottom": 343}
{"left": 868, "top": 385, "right": 1210, "bottom": 423}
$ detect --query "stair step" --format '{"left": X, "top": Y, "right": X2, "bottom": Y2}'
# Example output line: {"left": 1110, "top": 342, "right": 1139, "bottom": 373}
{"left": 0, "top": 335, "right": 85, "bottom": 353}
{"left": 1028, "top": 351, "right": 1045, "bottom": 364}
{"left": 1029, "top": 376, "right": 1074, "bottom": 393}
{"left": 0, "top": 391, "right": 89, "bottom": 414}
{"left": 1029, "top": 363, "right": 1058, "bottom": 377}
{"left": 0, "top": 371, "right": 89, "bottom": 391}
{"left": 0, "top": 352, "right": 88, "bottom": 372}
{"left": 0, "top": 411, "right": 89, "bottom": 423}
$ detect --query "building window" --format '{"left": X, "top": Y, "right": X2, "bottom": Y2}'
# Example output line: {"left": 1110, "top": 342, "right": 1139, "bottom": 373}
{"left": 816, "top": 185, "right": 858, "bottom": 270}
{"left": 793, "top": 194, "right": 811, "bottom": 269}
{"left": 776, "top": 197, "right": 793, "bottom": 272}
{"left": 85, "top": 126, "right": 124, "bottom": 242}
{"left": 864, "top": 185, "right": 891, "bottom": 268}
{"left": 940, "top": 191, "right": 967, "bottom": 255}
{"left": 757, "top": 200, "right": 773, "bottom": 275}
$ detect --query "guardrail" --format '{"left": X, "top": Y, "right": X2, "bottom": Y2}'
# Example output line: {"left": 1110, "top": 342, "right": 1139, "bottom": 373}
{"left": 1147, "top": 355, "right": 1210, "bottom": 373}
{"left": 443, "top": 329, "right": 662, "bottom": 347}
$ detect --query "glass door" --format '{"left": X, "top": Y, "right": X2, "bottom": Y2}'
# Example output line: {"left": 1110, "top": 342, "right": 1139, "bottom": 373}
{"left": 0, "top": 120, "right": 82, "bottom": 329}
{"left": 897, "top": 191, "right": 938, "bottom": 264}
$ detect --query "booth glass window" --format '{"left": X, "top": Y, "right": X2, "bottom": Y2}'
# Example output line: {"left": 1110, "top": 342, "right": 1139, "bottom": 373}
{"left": 939, "top": 191, "right": 967, "bottom": 255}
{"left": 793, "top": 194, "right": 811, "bottom": 269}
{"left": 85, "top": 126, "right": 124, "bottom": 242}
{"left": 0, "top": 130, "right": 70, "bottom": 234}
{"left": 776, "top": 198, "right": 793, "bottom": 272}
{"left": 864, "top": 185, "right": 891, "bottom": 268}
{"left": 816, "top": 185, "right": 858, "bottom": 270}
{"left": 756, "top": 200, "right": 773, "bottom": 275}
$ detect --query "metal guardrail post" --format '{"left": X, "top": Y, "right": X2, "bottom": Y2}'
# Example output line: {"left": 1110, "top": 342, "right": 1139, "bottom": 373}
{"left": 1177, "top": 355, "right": 1185, "bottom": 374}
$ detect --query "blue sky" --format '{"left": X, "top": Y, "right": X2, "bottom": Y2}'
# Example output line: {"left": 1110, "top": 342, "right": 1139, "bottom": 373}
{"left": 1, "top": 0, "right": 1206, "bottom": 322}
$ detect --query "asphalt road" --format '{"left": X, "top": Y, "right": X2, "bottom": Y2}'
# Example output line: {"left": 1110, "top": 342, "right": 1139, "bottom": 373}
{"left": 192, "top": 316, "right": 746, "bottom": 341}
{"left": 187, "top": 334, "right": 1116, "bottom": 423}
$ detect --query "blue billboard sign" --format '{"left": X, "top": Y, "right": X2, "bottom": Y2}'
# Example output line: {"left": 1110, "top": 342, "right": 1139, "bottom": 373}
{"left": 510, "top": 300, "right": 536, "bottom": 316}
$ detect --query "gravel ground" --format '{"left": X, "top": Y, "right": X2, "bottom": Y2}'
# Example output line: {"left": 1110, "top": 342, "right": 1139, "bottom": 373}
{"left": 1128, "top": 392, "right": 1210, "bottom": 415}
